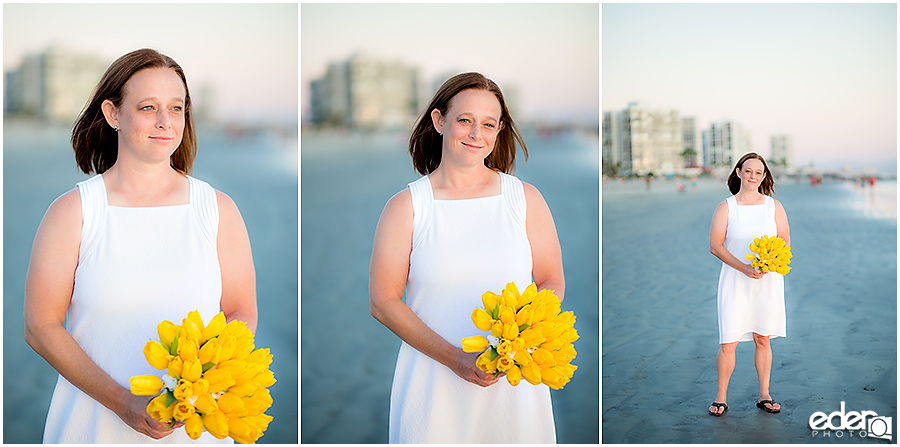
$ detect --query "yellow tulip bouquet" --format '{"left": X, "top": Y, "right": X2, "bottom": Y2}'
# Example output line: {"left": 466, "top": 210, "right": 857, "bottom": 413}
{"left": 745, "top": 235, "right": 792, "bottom": 275}
{"left": 460, "top": 282, "right": 578, "bottom": 390}
{"left": 129, "top": 310, "right": 275, "bottom": 444}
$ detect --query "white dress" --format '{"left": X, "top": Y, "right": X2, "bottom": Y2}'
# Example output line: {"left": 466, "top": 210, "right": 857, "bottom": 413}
{"left": 388, "top": 173, "right": 557, "bottom": 444}
{"left": 716, "top": 195, "right": 787, "bottom": 344}
{"left": 43, "top": 174, "right": 232, "bottom": 444}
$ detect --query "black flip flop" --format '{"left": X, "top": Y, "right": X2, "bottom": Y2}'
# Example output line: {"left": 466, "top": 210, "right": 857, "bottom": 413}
{"left": 757, "top": 399, "right": 781, "bottom": 413}
{"left": 709, "top": 402, "right": 728, "bottom": 416}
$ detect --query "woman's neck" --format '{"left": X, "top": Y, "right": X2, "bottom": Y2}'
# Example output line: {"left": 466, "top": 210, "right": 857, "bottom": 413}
{"left": 429, "top": 164, "right": 498, "bottom": 200}
{"left": 102, "top": 161, "right": 187, "bottom": 207}
{"left": 735, "top": 188, "right": 765, "bottom": 205}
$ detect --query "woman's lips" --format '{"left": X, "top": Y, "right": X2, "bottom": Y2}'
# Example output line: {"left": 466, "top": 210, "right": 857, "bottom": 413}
{"left": 462, "top": 142, "right": 482, "bottom": 150}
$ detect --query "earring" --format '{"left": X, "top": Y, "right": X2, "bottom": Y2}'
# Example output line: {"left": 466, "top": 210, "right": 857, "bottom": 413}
{"left": 114, "top": 125, "right": 118, "bottom": 132}
{"left": 438, "top": 129, "right": 442, "bottom": 135}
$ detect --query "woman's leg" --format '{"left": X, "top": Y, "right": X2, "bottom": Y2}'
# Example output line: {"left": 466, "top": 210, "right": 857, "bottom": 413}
{"left": 753, "top": 333, "right": 781, "bottom": 411}
{"left": 710, "top": 342, "right": 738, "bottom": 414}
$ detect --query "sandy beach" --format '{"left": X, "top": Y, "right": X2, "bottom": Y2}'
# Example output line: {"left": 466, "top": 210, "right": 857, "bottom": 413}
{"left": 300, "top": 129, "right": 600, "bottom": 443}
{"left": 3, "top": 125, "right": 298, "bottom": 444}
{"left": 602, "top": 177, "right": 897, "bottom": 443}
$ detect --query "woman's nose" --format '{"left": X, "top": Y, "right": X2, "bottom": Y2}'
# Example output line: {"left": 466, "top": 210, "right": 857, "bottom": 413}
{"left": 157, "top": 110, "right": 171, "bottom": 129}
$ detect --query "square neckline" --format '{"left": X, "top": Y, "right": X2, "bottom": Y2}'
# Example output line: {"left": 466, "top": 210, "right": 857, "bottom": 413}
{"left": 100, "top": 173, "right": 192, "bottom": 209}
{"left": 426, "top": 172, "right": 503, "bottom": 202}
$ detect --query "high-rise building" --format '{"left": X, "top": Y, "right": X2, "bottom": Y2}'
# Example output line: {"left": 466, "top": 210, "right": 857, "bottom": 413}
{"left": 310, "top": 54, "right": 419, "bottom": 129}
{"left": 602, "top": 110, "right": 628, "bottom": 176}
{"left": 4, "top": 47, "right": 108, "bottom": 123}
{"left": 770, "top": 134, "right": 794, "bottom": 170}
{"left": 681, "top": 117, "right": 698, "bottom": 168}
{"left": 702, "top": 120, "right": 751, "bottom": 169}
{"left": 622, "top": 103, "right": 682, "bottom": 175}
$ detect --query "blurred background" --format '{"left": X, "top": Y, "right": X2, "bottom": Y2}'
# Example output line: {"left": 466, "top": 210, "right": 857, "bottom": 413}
{"left": 3, "top": 4, "right": 298, "bottom": 444}
{"left": 300, "top": 3, "right": 599, "bottom": 444}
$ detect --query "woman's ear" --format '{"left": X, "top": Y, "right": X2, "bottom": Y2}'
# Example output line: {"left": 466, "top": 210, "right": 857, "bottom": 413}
{"left": 100, "top": 99, "right": 119, "bottom": 130}
{"left": 430, "top": 108, "right": 443, "bottom": 135}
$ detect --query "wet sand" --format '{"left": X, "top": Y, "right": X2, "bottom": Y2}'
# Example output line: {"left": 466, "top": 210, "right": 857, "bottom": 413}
{"left": 602, "top": 178, "right": 897, "bottom": 443}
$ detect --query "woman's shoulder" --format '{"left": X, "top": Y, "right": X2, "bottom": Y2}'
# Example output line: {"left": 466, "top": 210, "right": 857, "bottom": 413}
{"left": 36, "top": 188, "right": 82, "bottom": 242}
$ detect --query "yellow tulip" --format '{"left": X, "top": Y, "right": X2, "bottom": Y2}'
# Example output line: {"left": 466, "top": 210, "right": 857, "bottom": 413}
{"left": 745, "top": 254, "right": 756, "bottom": 261}
{"left": 204, "top": 369, "right": 236, "bottom": 394}
{"left": 501, "top": 321, "right": 519, "bottom": 340}
{"left": 193, "top": 378, "right": 210, "bottom": 396}
{"left": 560, "top": 327, "right": 580, "bottom": 343}
{"left": 246, "top": 348, "right": 273, "bottom": 368}
{"left": 228, "top": 416, "right": 262, "bottom": 444}
{"left": 498, "top": 305, "right": 516, "bottom": 325}
{"left": 520, "top": 362, "right": 542, "bottom": 385}
{"left": 532, "top": 348, "right": 556, "bottom": 367}
{"left": 181, "top": 320, "right": 202, "bottom": 347}
{"left": 130, "top": 375, "right": 164, "bottom": 396}
{"left": 178, "top": 338, "right": 199, "bottom": 363}
{"left": 496, "top": 355, "right": 513, "bottom": 372}
{"left": 519, "top": 283, "right": 537, "bottom": 308}
{"left": 553, "top": 344, "right": 577, "bottom": 364}
{"left": 199, "top": 338, "right": 222, "bottom": 365}
{"left": 496, "top": 339, "right": 512, "bottom": 356}
{"left": 513, "top": 349, "right": 532, "bottom": 365}
{"left": 217, "top": 335, "right": 238, "bottom": 361}
{"left": 490, "top": 321, "right": 503, "bottom": 338}
{"left": 515, "top": 305, "right": 533, "bottom": 327}
{"left": 519, "top": 328, "right": 546, "bottom": 349}
{"left": 541, "top": 338, "right": 566, "bottom": 351}
{"left": 501, "top": 282, "right": 520, "bottom": 309}
{"left": 143, "top": 340, "right": 170, "bottom": 370}
{"left": 167, "top": 356, "right": 183, "bottom": 377}
{"left": 243, "top": 413, "right": 273, "bottom": 434}
{"left": 202, "top": 312, "right": 227, "bottom": 343}
{"left": 553, "top": 310, "right": 576, "bottom": 327}
{"left": 174, "top": 379, "right": 193, "bottom": 401}
{"left": 531, "top": 321, "right": 557, "bottom": 340}
{"left": 243, "top": 389, "right": 273, "bottom": 414}
{"left": 184, "top": 413, "right": 204, "bottom": 440}
{"left": 146, "top": 393, "right": 171, "bottom": 421}
{"left": 232, "top": 338, "right": 255, "bottom": 362}
{"left": 173, "top": 400, "right": 196, "bottom": 420}
{"left": 194, "top": 393, "right": 219, "bottom": 416}
{"left": 541, "top": 366, "right": 564, "bottom": 390}
{"left": 216, "top": 360, "right": 248, "bottom": 381}
{"left": 471, "top": 308, "right": 493, "bottom": 332}
{"left": 461, "top": 336, "right": 489, "bottom": 353}
{"left": 555, "top": 362, "right": 578, "bottom": 379}
{"left": 230, "top": 381, "right": 261, "bottom": 399}
{"left": 482, "top": 291, "right": 500, "bottom": 316}
{"left": 157, "top": 320, "right": 179, "bottom": 353}
{"left": 217, "top": 392, "right": 248, "bottom": 417}
{"left": 202, "top": 410, "right": 230, "bottom": 439}
{"left": 506, "top": 364, "right": 522, "bottom": 386}
{"left": 249, "top": 369, "right": 276, "bottom": 389}
{"left": 182, "top": 359, "right": 203, "bottom": 382}
{"left": 530, "top": 302, "right": 547, "bottom": 324}
{"left": 475, "top": 350, "right": 498, "bottom": 373}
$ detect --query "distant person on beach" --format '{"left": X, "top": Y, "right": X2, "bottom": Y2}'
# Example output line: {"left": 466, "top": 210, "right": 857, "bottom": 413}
{"left": 369, "top": 72, "right": 564, "bottom": 443}
{"left": 708, "top": 152, "right": 790, "bottom": 417}
{"left": 24, "top": 48, "right": 257, "bottom": 443}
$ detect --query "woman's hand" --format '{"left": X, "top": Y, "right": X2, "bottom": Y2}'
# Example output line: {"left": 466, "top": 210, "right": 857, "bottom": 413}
{"left": 115, "top": 393, "right": 181, "bottom": 440}
{"left": 741, "top": 263, "right": 765, "bottom": 280}
{"left": 449, "top": 351, "right": 502, "bottom": 387}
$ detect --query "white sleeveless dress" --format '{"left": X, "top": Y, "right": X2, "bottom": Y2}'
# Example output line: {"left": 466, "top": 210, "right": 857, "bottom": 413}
{"left": 43, "top": 174, "right": 232, "bottom": 444}
{"left": 388, "top": 173, "right": 557, "bottom": 443}
{"left": 716, "top": 195, "right": 787, "bottom": 344}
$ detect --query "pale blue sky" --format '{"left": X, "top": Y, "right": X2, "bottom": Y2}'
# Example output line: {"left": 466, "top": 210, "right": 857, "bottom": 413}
{"left": 3, "top": 3, "right": 298, "bottom": 125}
{"left": 301, "top": 3, "right": 599, "bottom": 124}
{"left": 603, "top": 3, "right": 897, "bottom": 171}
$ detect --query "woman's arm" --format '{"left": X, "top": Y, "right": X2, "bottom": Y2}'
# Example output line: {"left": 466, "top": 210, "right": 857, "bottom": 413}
{"left": 24, "top": 190, "right": 176, "bottom": 439}
{"left": 774, "top": 199, "right": 791, "bottom": 247}
{"left": 523, "top": 183, "right": 565, "bottom": 299}
{"left": 216, "top": 191, "right": 258, "bottom": 333}
{"left": 709, "top": 200, "right": 763, "bottom": 279}
{"left": 368, "top": 190, "right": 499, "bottom": 387}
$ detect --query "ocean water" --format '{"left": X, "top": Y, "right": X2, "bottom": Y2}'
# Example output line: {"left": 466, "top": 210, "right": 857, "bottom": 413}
{"left": 3, "top": 124, "right": 298, "bottom": 444}
{"left": 300, "top": 128, "right": 600, "bottom": 443}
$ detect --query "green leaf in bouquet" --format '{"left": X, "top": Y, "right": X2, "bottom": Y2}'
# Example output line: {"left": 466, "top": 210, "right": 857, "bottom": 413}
{"left": 169, "top": 330, "right": 179, "bottom": 356}
{"left": 165, "top": 389, "right": 176, "bottom": 407}
{"left": 489, "top": 347, "right": 498, "bottom": 361}
{"left": 518, "top": 323, "right": 529, "bottom": 332}
{"left": 492, "top": 301, "right": 500, "bottom": 320}
{"left": 202, "top": 362, "right": 216, "bottom": 372}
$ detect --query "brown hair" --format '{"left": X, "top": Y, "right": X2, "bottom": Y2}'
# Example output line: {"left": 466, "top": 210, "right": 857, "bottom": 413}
{"left": 72, "top": 48, "right": 196, "bottom": 175}
{"left": 409, "top": 72, "right": 527, "bottom": 175}
{"left": 728, "top": 152, "right": 775, "bottom": 196}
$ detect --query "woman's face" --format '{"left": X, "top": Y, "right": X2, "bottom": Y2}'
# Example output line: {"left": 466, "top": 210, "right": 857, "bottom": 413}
{"left": 432, "top": 88, "right": 502, "bottom": 169}
{"left": 737, "top": 158, "right": 766, "bottom": 191}
{"left": 108, "top": 67, "right": 186, "bottom": 166}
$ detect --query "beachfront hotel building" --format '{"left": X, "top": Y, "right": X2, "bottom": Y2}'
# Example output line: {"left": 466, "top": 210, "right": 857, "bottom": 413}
{"left": 681, "top": 117, "right": 699, "bottom": 168}
{"left": 4, "top": 47, "right": 107, "bottom": 123}
{"left": 309, "top": 53, "right": 420, "bottom": 129}
{"left": 603, "top": 102, "right": 685, "bottom": 176}
{"left": 770, "top": 134, "right": 794, "bottom": 171}
{"left": 702, "top": 120, "right": 752, "bottom": 171}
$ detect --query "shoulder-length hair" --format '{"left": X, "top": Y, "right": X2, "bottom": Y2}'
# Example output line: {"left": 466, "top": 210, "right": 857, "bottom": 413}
{"left": 409, "top": 72, "right": 527, "bottom": 175}
{"left": 72, "top": 48, "right": 196, "bottom": 175}
{"left": 727, "top": 152, "right": 776, "bottom": 196}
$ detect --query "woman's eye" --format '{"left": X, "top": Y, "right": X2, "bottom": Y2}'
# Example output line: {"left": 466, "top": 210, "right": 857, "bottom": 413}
{"left": 140, "top": 105, "right": 153, "bottom": 111}
{"left": 485, "top": 123, "right": 495, "bottom": 128}
{"left": 459, "top": 118, "right": 470, "bottom": 124}
{"left": 173, "top": 106, "right": 183, "bottom": 112}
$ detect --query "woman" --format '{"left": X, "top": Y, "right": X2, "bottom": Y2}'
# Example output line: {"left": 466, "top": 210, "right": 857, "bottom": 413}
{"left": 24, "top": 48, "right": 257, "bottom": 443}
{"left": 708, "top": 152, "right": 789, "bottom": 416}
{"left": 369, "top": 72, "right": 564, "bottom": 443}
